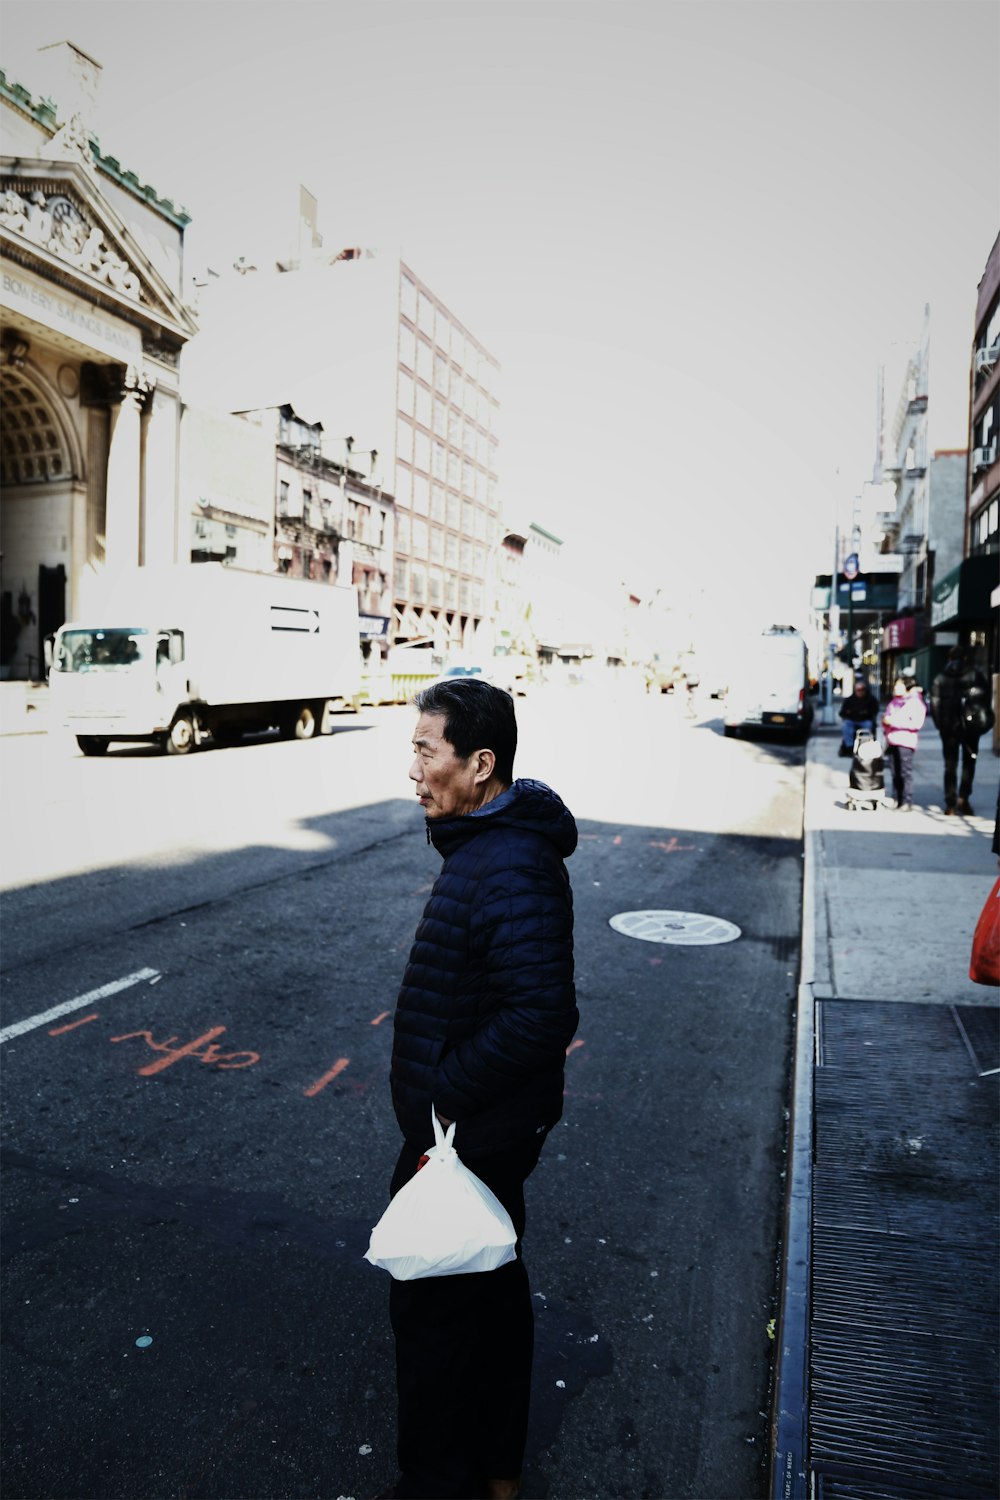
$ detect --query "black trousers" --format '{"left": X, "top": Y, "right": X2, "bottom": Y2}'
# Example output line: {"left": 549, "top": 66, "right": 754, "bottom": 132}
{"left": 941, "top": 732, "right": 979, "bottom": 807}
{"left": 887, "top": 744, "right": 915, "bottom": 806}
{"left": 388, "top": 1131, "right": 546, "bottom": 1499}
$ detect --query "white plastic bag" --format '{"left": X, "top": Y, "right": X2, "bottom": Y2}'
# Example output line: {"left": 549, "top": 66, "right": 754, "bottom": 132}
{"left": 365, "top": 1108, "right": 517, "bottom": 1280}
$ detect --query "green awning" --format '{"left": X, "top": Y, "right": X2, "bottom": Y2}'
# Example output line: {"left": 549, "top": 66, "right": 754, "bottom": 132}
{"left": 930, "top": 555, "right": 998, "bottom": 627}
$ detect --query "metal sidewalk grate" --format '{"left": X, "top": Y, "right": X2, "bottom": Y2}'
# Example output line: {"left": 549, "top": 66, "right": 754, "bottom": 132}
{"left": 813, "top": 1167, "right": 995, "bottom": 1241}
{"left": 813, "top": 1068, "right": 1000, "bottom": 1180}
{"left": 817, "top": 1001, "right": 994, "bottom": 1076}
{"left": 954, "top": 1005, "right": 1000, "bottom": 1075}
{"left": 817, "top": 1469, "right": 999, "bottom": 1500}
{"left": 811, "top": 1225, "right": 998, "bottom": 1337}
{"left": 810, "top": 1000, "right": 1000, "bottom": 1499}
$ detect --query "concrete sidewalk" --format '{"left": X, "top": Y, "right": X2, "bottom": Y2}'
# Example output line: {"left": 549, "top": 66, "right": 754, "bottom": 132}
{"left": 772, "top": 721, "right": 1000, "bottom": 1499}
{"left": 0, "top": 680, "right": 50, "bottom": 736}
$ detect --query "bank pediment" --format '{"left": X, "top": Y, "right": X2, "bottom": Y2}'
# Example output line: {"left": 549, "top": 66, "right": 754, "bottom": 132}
{"left": 0, "top": 158, "right": 197, "bottom": 348}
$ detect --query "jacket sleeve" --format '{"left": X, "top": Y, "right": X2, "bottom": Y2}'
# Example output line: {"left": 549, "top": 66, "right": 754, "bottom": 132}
{"left": 431, "top": 847, "right": 577, "bottom": 1119}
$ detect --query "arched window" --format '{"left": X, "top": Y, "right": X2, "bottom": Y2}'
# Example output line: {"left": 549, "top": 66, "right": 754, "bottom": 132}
{"left": 0, "top": 368, "right": 74, "bottom": 485}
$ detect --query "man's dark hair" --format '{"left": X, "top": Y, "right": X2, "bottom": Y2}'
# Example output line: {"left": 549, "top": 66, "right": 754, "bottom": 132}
{"left": 413, "top": 677, "right": 517, "bottom": 784}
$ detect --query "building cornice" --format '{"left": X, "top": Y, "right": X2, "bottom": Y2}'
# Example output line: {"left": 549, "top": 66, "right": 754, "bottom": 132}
{"left": 0, "top": 68, "right": 190, "bottom": 228}
{"left": 1, "top": 156, "right": 197, "bottom": 347}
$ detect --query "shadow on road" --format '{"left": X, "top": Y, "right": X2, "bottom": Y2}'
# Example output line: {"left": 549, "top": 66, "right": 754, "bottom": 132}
{"left": 1, "top": 789, "right": 805, "bottom": 1500}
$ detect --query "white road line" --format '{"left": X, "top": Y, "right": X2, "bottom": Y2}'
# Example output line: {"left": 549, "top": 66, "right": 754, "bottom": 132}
{"left": 0, "top": 968, "right": 161, "bottom": 1045}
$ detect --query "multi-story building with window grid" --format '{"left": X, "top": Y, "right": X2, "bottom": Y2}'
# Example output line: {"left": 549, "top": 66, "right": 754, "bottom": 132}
{"left": 182, "top": 237, "right": 501, "bottom": 659}
{"left": 393, "top": 262, "right": 500, "bottom": 655}
{"left": 967, "top": 232, "right": 1000, "bottom": 565}
{"left": 919, "top": 235, "right": 999, "bottom": 683}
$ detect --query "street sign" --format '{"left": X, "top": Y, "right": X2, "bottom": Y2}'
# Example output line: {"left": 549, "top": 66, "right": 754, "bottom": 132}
{"left": 843, "top": 553, "right": 860, "bottom": 581}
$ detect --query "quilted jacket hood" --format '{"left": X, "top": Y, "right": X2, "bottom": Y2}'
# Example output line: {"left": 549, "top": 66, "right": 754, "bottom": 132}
{"left": 427, "top": 777, "right": 578, "bottom": 861}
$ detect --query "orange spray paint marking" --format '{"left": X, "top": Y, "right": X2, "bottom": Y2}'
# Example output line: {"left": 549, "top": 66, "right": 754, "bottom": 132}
{"left": 304, "top": 1058, "right": 350, "bottom": 1097}
{"left": 650, "top": 837, "right": 695, "bottom": 853}
{"left": 110, "top": 1027, "right": 260, "bottom": 1076}
{"left": 566, "top": 1039, "right": 586, "bottom": 1056}
{"left": 49, "top": 1013, "right": 99, "bottom": 1035}
{"left": 196, "top": 1040, "right": 261, "bottom": 1070}
{"left": 613, "top": 835, "right": 622, "bottom": 846}
{"left": 371, "top": 1011, "right": 391, "bottom": 1026}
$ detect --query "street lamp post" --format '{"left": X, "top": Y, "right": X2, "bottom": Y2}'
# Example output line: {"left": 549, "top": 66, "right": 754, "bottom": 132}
{"left": 823, "top": 524, "right": 841, "bottom": 723}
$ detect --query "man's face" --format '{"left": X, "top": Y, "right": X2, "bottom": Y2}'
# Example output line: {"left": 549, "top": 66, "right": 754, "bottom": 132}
{"left": 409, "top": 711, "right": 483, "bottom": 819}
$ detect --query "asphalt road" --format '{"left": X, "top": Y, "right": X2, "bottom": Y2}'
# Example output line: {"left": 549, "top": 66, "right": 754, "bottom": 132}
{"left": 0, "top": 687, "right": 806, "bottom": 1500}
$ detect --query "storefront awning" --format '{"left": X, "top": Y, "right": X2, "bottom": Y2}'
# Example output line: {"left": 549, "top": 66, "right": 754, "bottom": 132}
{"left": 812, "top": 574, "right": 900, "bottom": 612}
{"left": 930, "top": 555, "right": 998, "bottom": 628}
{"left": 882, "top": 616, "right": 918, "bottom": 651}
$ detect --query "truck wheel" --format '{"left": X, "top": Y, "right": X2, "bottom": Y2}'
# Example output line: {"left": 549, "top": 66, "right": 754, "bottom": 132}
{"left": 77, "top": 735, "right": 109, "bottom": 756}
{"left": 166, "top": 713, "right": 196, "bottom": 755}
{"left": 288, "top": 703, "right": 318, "bottom": 740}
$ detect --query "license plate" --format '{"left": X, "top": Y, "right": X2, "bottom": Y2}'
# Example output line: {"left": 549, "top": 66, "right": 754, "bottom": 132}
{"left": 766, "top": 713, "right": 787, "bottom": 724}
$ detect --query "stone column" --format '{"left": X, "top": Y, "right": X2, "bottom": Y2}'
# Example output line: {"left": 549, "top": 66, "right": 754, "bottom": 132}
{"left": 141, "top": 371, "right": 182, "bottom": 566}
{"left": 104, "top": 365, "right": 153, "bottom": 571}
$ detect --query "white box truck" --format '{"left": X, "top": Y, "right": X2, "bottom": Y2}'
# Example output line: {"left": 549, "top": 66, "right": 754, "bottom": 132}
{"left": 722, "top": 625, "right": 814, "bottom": 741}
{"left": 49, "top": 564, "right": 362, "bottom": 756}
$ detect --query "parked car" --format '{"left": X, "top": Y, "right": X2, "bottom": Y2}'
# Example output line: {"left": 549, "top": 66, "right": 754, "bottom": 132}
{"left": 435, "top": 659, "right": 528, "bottom": 695}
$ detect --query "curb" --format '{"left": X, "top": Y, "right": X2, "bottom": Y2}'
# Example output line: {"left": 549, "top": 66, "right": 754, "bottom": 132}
{"left": 768, "top": 747, "right": 818, "bottom": 1499}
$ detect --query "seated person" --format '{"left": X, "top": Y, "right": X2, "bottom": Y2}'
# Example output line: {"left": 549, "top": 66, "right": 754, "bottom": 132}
{"left": 838, "top": 678, "right": 880, "bottom": 756}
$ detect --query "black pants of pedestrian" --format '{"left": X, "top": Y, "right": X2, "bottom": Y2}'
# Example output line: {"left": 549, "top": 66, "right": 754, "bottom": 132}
{"left": 388, "top": 1131, "right": 546, "bottom": 1499}
{"left": 941, "top": 732, "right": 979, "bottom": 808}
{"left": 887, "top": 744, "right": 915, "bottom": 807}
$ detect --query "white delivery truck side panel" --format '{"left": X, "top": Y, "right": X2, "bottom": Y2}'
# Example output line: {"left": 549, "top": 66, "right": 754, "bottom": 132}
{"left": 50, "top": 565, "right": 362, "bottom": 755}
{"left": 173, "top": 566, "right": 360, "bottom": 708}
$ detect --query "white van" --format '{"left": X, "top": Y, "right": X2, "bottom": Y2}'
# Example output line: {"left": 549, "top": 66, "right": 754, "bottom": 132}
{"left": 722, "top": 626, "right": 813, "bottom": 740}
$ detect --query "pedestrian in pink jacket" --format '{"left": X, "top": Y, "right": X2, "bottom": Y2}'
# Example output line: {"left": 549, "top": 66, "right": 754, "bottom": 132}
{"left": 882, "top": 675, "right": 927, "bottom": 811}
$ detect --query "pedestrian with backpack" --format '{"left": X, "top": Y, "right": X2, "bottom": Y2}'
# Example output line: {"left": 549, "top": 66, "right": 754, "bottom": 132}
{"left": 929, "top": 646, "right": 994, "bottom": 815}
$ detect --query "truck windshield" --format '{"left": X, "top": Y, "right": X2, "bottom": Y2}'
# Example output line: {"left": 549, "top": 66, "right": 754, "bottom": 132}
{"left": 54, "top": 629, "right": 149, "bottom": 672}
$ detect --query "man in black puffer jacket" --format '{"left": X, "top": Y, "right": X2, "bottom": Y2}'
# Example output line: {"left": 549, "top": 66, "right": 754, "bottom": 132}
{"left": 380, "top": 677, "right": 578, "bottom": 1500}
{"left": 930, "top": 645, "right": 993, "bottom": 815}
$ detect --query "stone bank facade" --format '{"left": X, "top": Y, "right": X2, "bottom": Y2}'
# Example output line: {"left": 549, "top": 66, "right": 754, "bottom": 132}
{"left": 0, "top": 44, "right": 196, "bottom": 678}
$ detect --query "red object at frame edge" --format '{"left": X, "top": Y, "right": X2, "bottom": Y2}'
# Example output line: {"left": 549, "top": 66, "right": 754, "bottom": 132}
{"left": 969, "top": 876, "right": 1000, "bottom": 986}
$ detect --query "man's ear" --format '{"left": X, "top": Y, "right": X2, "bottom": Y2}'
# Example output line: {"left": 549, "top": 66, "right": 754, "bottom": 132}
{"left": 474, "top": 747, "right": 496, "bottom": 783}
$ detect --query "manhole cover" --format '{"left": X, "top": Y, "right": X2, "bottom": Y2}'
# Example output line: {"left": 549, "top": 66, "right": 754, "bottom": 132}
{"left": 609, "top": 910, "right": 742, "bottom": 945}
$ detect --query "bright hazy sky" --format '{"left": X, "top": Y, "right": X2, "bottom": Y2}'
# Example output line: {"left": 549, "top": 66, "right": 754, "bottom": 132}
{"left": 5, "top": 0, "right": 998, "bottom": 630}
